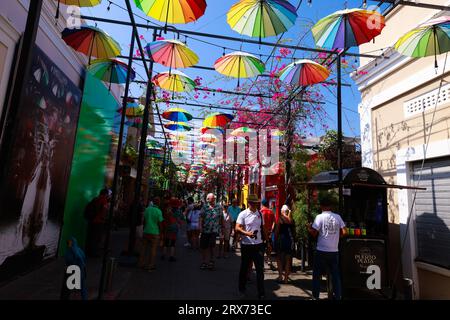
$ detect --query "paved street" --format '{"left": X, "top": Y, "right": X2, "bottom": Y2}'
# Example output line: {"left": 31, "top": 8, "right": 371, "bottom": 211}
{"left": 118, "top": 228, "right": 326, "bottom": 300}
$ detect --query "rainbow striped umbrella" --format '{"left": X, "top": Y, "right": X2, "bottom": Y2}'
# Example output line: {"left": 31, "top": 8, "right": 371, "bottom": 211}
{"left": 278, "top": 59, "right": 330, "bottom": 86}
{"left": 62, "top": 25, "right": 121, "bottom": 64}
{"left": 226, "top": 136, "right": 247, "bottom": 144}
{"left": 200, "top": 134, "right": 219, "bottom": 143}
{"left": 54, "top": 0, "right": 102, "bottom": 20}
{"left": 312, "top": 8, "right": 385, "bottom": 49}
{"left": 88, "top": 59, "right": 135, "bottom": 90}
{"left": 152, "top": 70, "right": 196, "bottom": 92}
{"left": 395, "top": 16, "right": 450, "bottom": 69}
{"left": 231, "top": 126, "right": 255, "bottom": 136}
{"left": 214, "top": 52, "right": 265, "bottom": 86}
{"left": 134, "top": 0, "right": 207, "bottom": 29}
{"left": 162, "top": 107, "right": 193, "bottom": 122}
{"left": 200, "top": 126, "right": 224, "bottom": 134}
{"left": 164, "top": 121, "right": 192, "bottom": 131}
{"left": 203, "top": 112, "right": 234, "bottom": 128}
{"left": 227, "top": 0, "right": 297, "bottom": 43}
{"left": 146, "top": 39, "right": 199, "bottom": 69}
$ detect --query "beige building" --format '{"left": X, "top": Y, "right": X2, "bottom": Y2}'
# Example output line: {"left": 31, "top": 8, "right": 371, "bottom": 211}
{"left": 353, "top": 1, "right": 450, "bottom": 299}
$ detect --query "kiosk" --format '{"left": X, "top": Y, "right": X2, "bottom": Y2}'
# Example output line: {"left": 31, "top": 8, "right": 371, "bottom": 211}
{"left": 308, "top": 167, "right": 424, "bottom": 299}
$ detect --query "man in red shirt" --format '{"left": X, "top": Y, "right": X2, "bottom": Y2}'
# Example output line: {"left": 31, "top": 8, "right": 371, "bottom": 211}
{"left": 260, "top": 199, "right": 276, "bottom": 271}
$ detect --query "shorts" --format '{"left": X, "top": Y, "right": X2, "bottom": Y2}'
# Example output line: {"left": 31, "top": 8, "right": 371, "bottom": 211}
{"left": 200, "top": 233, "right": 217, "bottom": 250}
{"left": 164, "top": 238, "right": 176, "bottom": 247}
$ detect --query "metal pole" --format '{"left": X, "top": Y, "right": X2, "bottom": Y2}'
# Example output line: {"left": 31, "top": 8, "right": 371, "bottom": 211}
{"left": 128, "top": 32, "right": 157, "bottom": 256}
{"left": 98, "top": 29, "right": 136, "bottom": 300}
{"left": 0, "top": 0, "right": 43, "bottom": 155}
{"left": 337, "top": 54, "right": 343, "bottom": 214}
{"left": 285, "top": 102, "right": 293, "bottom": 205}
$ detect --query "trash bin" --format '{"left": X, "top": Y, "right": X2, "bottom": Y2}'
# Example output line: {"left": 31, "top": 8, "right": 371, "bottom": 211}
{"left": 403, "top": 278, "right": 413, "bottom": 300}
{"left": 104, "top": 257, "right": 116, "bottom": 293}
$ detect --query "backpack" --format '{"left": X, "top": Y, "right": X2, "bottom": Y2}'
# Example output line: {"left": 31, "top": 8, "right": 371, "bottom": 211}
{"left": 84, "top": 198, "right": 97, "bottom": 222}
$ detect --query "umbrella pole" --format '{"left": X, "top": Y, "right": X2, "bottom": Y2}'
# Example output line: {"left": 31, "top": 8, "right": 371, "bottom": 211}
{"left": 434, "top": 26, "right": 438, "bottom": 72}
{"left": 98, "top": 29, "right": 136, "bottom": 300}
{"left": 55, "top": 0, "right": 60, "bottom": 25}
{"left": 88, "top": 33, "right": 96, "bottom": 65}
{"left": 164, "top": 0, "right": 171, "bottom": 33}
{"left": 337, "top": 53, "right": 343, "bottom": 215}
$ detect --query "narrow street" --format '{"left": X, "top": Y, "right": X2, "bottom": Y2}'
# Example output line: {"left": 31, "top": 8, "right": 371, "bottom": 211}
{"left": 118, "top": 228, "right": 325, "bottom": 300}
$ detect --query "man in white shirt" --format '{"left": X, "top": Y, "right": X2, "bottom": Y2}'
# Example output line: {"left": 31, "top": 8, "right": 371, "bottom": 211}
{"left": 235, "top": 194, "right": 266, "bottom": 299}
{"left": 308, "top": 193, "right": 346, "bottom": 300}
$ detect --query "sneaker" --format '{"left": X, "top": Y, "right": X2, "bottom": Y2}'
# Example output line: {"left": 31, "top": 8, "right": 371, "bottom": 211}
{"left": 238, "top": 291, "right": 246, "bottom": 299}
{"left": 200, "top": 263, "right": 208, "bottom": 270}
{"left": 184, "top": 243, "right": 191, "bottom": 248}
{"left": 258, "top": 295, "right": 266, "bottom": 300}
{"left": 169, "top": 256, "right": 176, "bottom": 262}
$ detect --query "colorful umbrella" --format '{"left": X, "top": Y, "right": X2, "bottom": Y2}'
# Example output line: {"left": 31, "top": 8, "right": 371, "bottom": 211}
{"left": 118, "top": 99, "right": 145, "bottom": 117}
{"left": 152, "top": 70, "right": 196, "bottom": 92}
{"left": 164, "top": 121, "right": 192, "bottom": 131}
{"left": 395, "top": 16, "right": 450, "bottom": 69}
{"left": 200, "top": 134, "right": 219, "bottom": 143}
{"left": 231, "top": 126, "right": 255, "bottom": 136}
{"left": 278, "top": 59, "right": 330, "bottom": 86}
{"left": 87, "top": 59, "right": 135, "bottom": 90}
{"left": 203, "top": 112, "right": 234, "bottom": 128}
{"left": 227, "top": 0, "right": 298, "bottom": 43}
{"left": 214, "top": 51, "right": 265, "bottom": 86}
{"left": 200, "top": 126, "right": 224, "bottom": 134}
{"left": 54, "top": 0, "right": 102, "bottom": 21}
{"left": 162, "top": 107, "right": 193, "bottom": 122}
{"left": 62, "top": 25, "right": 121, "bottom": 63}
{"left": 146, "top": 39, "right": 199, "bottom": 69}
{"left": 312, "top": 8, "right": 385, "bottom": 49}
{"left": 271, "top": 129, "right": 285, "bottom": 137}
{"left": 226, "top": 136, "right": 247, "bottom": 144}
{"left": 134, "top": 0, "right": 207, "bottom": 29}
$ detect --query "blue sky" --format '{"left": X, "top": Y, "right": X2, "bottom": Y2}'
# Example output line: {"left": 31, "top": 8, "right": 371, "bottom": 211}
{"left": 80, "top": 0, "right": 390, "bottom": 141}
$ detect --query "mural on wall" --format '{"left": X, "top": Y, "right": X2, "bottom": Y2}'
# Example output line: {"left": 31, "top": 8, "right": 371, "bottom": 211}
{"left": 0, "top": 46, "right": 81, "bottom": 280}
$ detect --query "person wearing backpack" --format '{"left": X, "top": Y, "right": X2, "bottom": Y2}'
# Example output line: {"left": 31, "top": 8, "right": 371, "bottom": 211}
{"left": 85, "top": 188, "right": 109, "bottom": 257}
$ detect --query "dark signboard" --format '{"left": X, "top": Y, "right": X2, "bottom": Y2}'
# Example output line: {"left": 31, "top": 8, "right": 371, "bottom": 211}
{"left": 341, "top": 238, "right": 387, "bottom": 289}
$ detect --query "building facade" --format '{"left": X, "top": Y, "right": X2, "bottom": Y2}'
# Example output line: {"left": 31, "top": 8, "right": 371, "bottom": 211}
{"left": 353, "top": 1, "right": 450, "bottom": 299}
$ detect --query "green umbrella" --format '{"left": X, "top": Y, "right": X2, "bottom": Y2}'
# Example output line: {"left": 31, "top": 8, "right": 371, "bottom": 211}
{"left": 395, "top": 16, "right": 450, "bottom": 69}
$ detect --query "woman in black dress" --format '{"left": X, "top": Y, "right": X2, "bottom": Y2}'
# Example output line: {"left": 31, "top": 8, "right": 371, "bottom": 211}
{"left": 275, "top": 205, "right": 296, "bottom": 284}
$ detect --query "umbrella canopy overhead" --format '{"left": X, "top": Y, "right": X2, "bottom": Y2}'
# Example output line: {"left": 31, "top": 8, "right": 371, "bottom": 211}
{"left": 203, "top": 112, "right": 234, "bottom": 128}
{"left": 134, "top": 0, "right": 207, "bottom": 26}
{"left": 231, "top": 126, "right": 256, "bottom": 136}
{"left": 200, "top": 126, "right": 224, "bottom": 134}
{"left": 214, "top": 51, "right": 265, "bottom": 79}
{"left": 395, "top": 16, "right": 450, "bottom": 69}
{"left": 146, "top": 39, "right": 199, "bottom": 69}
{"left": 152, "top": 70, "right": 196, "bottom": 92}
{"left": 162, "top": 107, "right": 193, "bottom": 122}
{"left": 227, "top": 0, "right": 297, "bottom": 42}
{"left": 164, "top": 121, "right": 192, "bottom": 131}
{"left": 87, "top": 59, "right": 135, "bottom": 88}
{"left": 226, "top": 136, "right": 247, "bottom": 144}
{"left": 278, "top": 59, "right": 330, "bottom": 86}
{"left": 200, "top": 134, "right": 219, "bottom": 143}
{"left": 312, "top": 8, "right": 385, "bottom": 49}
{"left": 62, "top": 25, "right": 122, "bottom": 63}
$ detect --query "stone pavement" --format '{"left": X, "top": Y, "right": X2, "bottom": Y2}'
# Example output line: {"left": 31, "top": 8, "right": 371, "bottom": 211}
{"left": 0, "top": 228, "right": 327, "bottom": 300}
{"left": 118, "top": 229, "right": 327, "bottom": 300}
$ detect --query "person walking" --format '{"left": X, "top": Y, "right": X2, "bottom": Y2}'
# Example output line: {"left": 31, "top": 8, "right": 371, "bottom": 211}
{"left": 199, "top": 193, "right": 224, "bottom": 270}
{"left": 235, "top": 194, "right": 266, "bottom": 300}
{"left": 218, "top": 205, "right": 233, "bottom": 259}
{"left": 183, "top": 197, "right": 195, "bottom": 248}
{"left": 139, "top": 197, "right": 163, "bottom": 271}
{"left": 187, "top": 202, "right": 202, "bottom": 250}
{"left": 274, "top": 205, "right": 296, "bottom": 284}
{"left": 260, "top": 199, "right": 276, "bottom": 271}
{"left": 227, "top": 199, "right": 241, "bottom": 251}
{"left": 161, "top": 198, "right": 185, "bottom": 262}
{"left": 61, "top": 237, "right": 88, "bottom": 300}
{"left": 84, "top": 188, "right": 109, "bottom": 257}
{"left": 308, "top": 193, "right": 346, "bottom": 300}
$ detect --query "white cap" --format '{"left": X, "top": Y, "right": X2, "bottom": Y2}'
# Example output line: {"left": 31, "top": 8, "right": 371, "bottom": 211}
{"left": 281, "top": 205, "right": 290, "bottom": 212}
